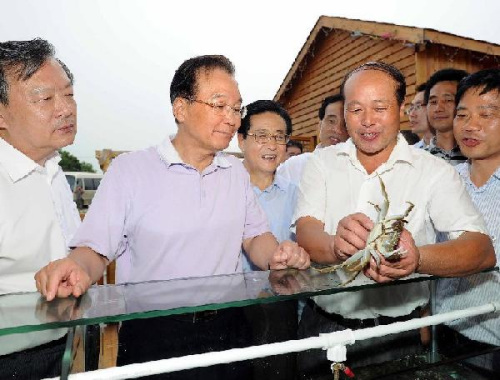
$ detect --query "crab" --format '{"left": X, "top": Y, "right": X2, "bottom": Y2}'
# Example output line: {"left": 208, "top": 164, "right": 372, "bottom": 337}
{"left": 315, "top": 176, "right": 414, "bottom": 285}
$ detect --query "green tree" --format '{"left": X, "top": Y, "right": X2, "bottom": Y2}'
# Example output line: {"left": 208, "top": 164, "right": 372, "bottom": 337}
{"left": 59, "top": 150, "right": 96, "bottom": 173}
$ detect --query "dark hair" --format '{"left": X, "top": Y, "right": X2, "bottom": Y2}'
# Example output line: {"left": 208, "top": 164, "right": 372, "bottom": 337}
{"left": 318, "top": 94, "right": 343, "bottom": 120}
{"left": 455, "top": 68, "right": 500, "bottom": 105}
{"left": 340, "top": 62, "right": 406, "bottom": 106}
{"left": 0, "top": 38, "right": 73, "bottom": 105}
{"left": 424, "top": 68, "right": 469, "bottom": 104}
{"left": 238, "top": 100, "right": 292, "bottom": 137}
{"left": 286, "top": 139, "right": 303, "bottom": 153}
{"left": 169, "top": 55, "right": 235, "bottom": 104}
{"left": 415, "top": 82, "right": 427, "bottom": 94}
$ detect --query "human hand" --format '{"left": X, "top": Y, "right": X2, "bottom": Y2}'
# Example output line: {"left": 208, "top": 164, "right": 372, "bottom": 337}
{"left": 268, "top": 268, "right": 311, "bottom": 295}
{"left": 35, "top": 258, "right": 92, "bottom": 301}
{"left": 364, "top": 229, "right": 420, "bottom": 282}
{"left": 35, "top": 293, "right": 91, "bottom": 322}
{"left": 332, "top": 213, "right": 373, "bottom": 261}
{"left": 269, "top": 241, "right": 310, "bottom": 270}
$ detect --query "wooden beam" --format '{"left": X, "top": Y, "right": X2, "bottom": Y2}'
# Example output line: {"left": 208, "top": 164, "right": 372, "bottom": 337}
{"left": 424, "top": 30, "right": 500, "bottom": 56}
{"left": 275, "top": 15, "right": 500, "bottom": 104}
{"left": 321, "top": 17, "right": 425, "bottom": 44}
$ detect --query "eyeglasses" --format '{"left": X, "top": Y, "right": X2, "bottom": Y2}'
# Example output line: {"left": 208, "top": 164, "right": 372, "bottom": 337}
{"left": 247, "top": 132, "right": 290, "bottom": 145}
{"left": 188, "top": 98, "right": 247, "bottom": 119}
{"left": 405, "top": 103, "right": 426, "bottom": 115}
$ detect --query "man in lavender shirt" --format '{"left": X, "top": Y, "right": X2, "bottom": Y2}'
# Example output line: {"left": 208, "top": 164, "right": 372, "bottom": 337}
{"left": 35, "top": 55, "right": 309, "bottom": 378}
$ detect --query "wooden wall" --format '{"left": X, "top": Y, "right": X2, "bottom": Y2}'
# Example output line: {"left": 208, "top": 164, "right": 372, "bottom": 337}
{"left": 278, "top": 28, "right": 416, "bottom": 147}
{"left": 415, "top": 43, "right": 500, "bottom": 83}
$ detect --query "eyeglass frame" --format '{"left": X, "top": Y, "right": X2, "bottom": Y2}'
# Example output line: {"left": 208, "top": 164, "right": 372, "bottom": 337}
{"left": 246, "top": 132, "right": 291, "bottom": 145}
{"left": 186, "top": 98, "right": 247, "bottom": 119}
{"left": 405, "top": 103, "right": 426, "bottom": 115}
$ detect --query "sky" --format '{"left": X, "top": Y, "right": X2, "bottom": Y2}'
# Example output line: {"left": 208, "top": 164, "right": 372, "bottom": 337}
{"left": 1, "top": 0, "right": 499, "bottom": 172}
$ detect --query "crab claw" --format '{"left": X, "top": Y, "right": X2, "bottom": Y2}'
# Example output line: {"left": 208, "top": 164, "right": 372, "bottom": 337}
{"left": 371, "top": 249, "right": 382, "bottom": 266}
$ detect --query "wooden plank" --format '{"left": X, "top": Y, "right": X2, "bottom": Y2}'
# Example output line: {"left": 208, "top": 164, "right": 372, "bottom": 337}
{"left": 414, "top": 45, "right": 429, "bottom": 86}
{"left": 286, "top": 39, "right": 404, "bottom": 111}
{"left": 424, "top": 29, "right": 500, "bottom": 56}
{"left": 280, "top": 34, "right": 380, "bottom": 104}
{"left": 276, "top": 15, "right": 500, "bottom": 104}
{"left": 287, "top": 42, "right": 413, "bottom": 116}
{"left": 289, "top": 36, "right": 384, "bottom": 99}
{"left": 285, "top": 37, "right": 373, "bottom": 101}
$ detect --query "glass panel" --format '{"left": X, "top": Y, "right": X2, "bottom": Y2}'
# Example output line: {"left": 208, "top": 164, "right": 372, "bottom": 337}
{"left": 0, "top": 268, "right": 437, "bottom": 335}
{"left": 0, "top": 268, "right": 497, "bottom": 378}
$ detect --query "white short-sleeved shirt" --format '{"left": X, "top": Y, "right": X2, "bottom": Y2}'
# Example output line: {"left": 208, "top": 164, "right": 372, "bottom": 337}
{"left": 0, "top": 137, "right": 81, "bottom": 355}
{"left": 277, "top": 152, "right": 313, "bottom": 185}
{"left": 0, "top": 138, "right": 80, "bottom": 294}
{"left": 293, "top": 135, "right": 487, "bottom": 319}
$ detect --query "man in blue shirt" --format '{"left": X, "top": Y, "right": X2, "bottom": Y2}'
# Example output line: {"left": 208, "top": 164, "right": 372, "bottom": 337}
{"left": 436, "top": 68, "right": 500, "bottom": 376}
{"left": 238, "top": 100, "right": 297, "bottom": 248}
{"left": 238, "top": 100, "right": 299, "bottom": 379}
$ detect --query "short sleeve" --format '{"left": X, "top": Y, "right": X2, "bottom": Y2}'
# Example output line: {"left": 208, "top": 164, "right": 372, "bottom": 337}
{"left": 242, "top": 169, "right": 270, "bottom": 240}
{"left": 428, "top": 163, "right": 487, "bottom": 238}
{"left": 70, "top": 158, "right": 130, "bottom": 261}
{"left": 292, "top": 152, "right": 328, "bottom": 228}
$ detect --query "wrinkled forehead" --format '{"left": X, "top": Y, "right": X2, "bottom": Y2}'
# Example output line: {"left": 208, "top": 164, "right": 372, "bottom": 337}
{"left": 344, "top": 69, "right": 398, "bottom": 100}
{"left": 194, "top": 67, "right": 241, "bottom": 100}
{"left": 5, "top": 58, "right": 70, "bottom": 87}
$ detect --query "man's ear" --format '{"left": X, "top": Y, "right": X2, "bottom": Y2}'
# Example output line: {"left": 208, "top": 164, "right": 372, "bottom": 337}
{"left": 0, "top": 107, "right": 7, "bottom": 130}
{"left": 172, "top": 97, "right": 188, "bottom": 123}
{"left": 399, "top": 103, "right": 406, "bottom": 119}
{"left": 237, "top": 133, "right": 245, "bottom": 153}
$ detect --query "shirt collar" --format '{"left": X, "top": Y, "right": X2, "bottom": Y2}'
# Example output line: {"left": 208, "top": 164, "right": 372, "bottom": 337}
{"left": 0, "top": 137, "right": 61, "bottom": 183}
{"left": 461, "top": 162, "right": 500, "bottom": 184}
{"left": 427, "top": 136, "right": 461, "bottom": 154}
{"left": 336, "top": 134, "right": 413, "bottom": 174}
{"left": 493, "top": 165, "right": 500, "bottom": 181}
{"left": 270, "top": 173, "right": 288, "bottom": 192}
{"left": 156, "top": 136, "right": 232, "bottom": 169}
{"left": 253, "top": 173, "right": 288, "bottom": 194}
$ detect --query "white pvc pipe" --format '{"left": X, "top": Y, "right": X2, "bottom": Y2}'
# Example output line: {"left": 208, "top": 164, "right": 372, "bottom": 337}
{"left": 47, "top": 302, "right": 499, "bottom": 380}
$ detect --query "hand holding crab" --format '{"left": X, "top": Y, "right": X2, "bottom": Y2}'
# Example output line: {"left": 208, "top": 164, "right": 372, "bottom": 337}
{"left": 316, "top": 176, "right": 416, "bottom": 285}
{"left": 364, "top": 228, "right": 421, "bottom": 283}
{"left": 331, "top": 213, "right": 374, "bottom": 262}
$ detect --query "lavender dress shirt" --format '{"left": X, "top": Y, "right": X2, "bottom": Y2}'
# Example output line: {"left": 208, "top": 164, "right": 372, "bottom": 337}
{"left": 71, "top": 137, "right": 270, "bottom": 284}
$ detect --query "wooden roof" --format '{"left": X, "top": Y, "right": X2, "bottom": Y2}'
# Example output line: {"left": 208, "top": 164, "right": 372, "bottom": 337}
{"left": 275, "top": 16, "right": 500, "bottom": 101}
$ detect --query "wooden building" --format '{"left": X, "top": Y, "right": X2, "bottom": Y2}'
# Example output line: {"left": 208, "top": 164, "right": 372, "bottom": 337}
{"left": 274, "top": 16, "right": 500, "bottom": 150}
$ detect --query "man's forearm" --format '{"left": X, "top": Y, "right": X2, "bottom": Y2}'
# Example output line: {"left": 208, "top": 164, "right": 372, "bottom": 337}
{"left": 296, "top": 217, "right": 337, "bottom": 264}
{"left": 418, "top": 232, "right": 495, "bottom": 277}
{"left": 243, "top": 232, "right": 279, "bottom": 269}
{"left": 68, "top": 247, "right": 109, "bottom": 284}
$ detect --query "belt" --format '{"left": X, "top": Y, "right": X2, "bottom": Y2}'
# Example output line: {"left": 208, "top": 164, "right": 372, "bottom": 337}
{"left": 170, "top": 309, "right": 219, "bottom": 323}
{"left": 307, "top": 299, "right": 419, "bottom": 329}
